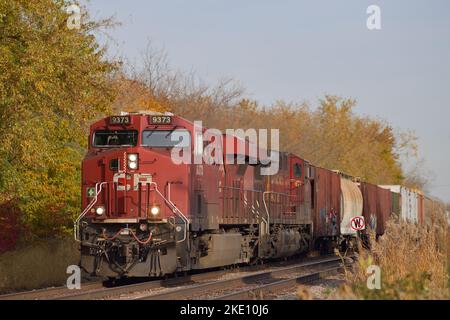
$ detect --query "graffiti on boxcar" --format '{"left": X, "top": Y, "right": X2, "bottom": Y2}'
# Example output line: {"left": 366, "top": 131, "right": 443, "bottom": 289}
{"left": 369, "top": 214, "right": 377, "bottom": 231}
{"left": 319, "top": 207, "right": 326, "bottom": 234}
{"left": 329, "top": 208, "right": 338, "bottom": 236}
{"left": 319, "top": 207, "right": 338, "bottom": 236}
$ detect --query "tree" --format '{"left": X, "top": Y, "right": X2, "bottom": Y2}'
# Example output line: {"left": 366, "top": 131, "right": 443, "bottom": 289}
{"left": 0, "top": 0, "right": 117, "bottom": 239}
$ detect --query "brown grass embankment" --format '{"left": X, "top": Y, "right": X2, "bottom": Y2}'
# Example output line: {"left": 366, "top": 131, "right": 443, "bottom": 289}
{"left": 0, "top": 238, "right": 79, "bottom": 293}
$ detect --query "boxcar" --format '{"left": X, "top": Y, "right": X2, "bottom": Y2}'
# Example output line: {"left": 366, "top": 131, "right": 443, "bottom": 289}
{"left": 390, "top": 191, "right": 401, "bottom": 216}
{"left": 339, "top": 176, "right": 363, "bottom": 235}
{"left": 380, "top": 185, "right": 421, "bottom": 224}
{"left": 376, "top": 185, "right": 392, "bottom": 235}
{"left": 360, "top": 182, "right": 378, "bottom": 232}
{"left": 312, "top": 166, "right": 341, "bottom": 239}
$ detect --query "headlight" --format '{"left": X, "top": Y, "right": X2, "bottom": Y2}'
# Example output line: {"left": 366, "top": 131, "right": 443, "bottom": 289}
{"left": 96, "top": 207, "right": 105, "bottom": 216}
{"left": 128, "top": 161, "right": 138, "bottom": 169}
{"left": 127, "top": 153, "right": 138, "bottom": 170}
{"left": 150, "top": 205, "right": 160, "bottom": 216}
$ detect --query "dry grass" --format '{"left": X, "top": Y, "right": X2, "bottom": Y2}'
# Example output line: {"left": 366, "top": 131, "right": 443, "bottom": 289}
{"left": 297, "top": 284, "right": 314, "bottom": 300}
{"left": 334, "top": 212, "right": 449, "bottom": 300}
{"left": 0, "top": 238, "right": 80, "bottom": 293}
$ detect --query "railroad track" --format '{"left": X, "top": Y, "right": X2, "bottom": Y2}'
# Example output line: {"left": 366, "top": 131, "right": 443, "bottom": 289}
{"left": 0, "top": 281, "right": 105, "bottom": 300}
{"left": 56, "top": 267, "right": 244, "bottom": 300}
{"left": 136, "top": 255, "right": 349, "bottom": 300}
{"left": 213, "top": 266, "right": 341, "bottom": 300}
{"left": 0, "top": 254, "right": 352, "bottom": 300}
{"left": 56, "top": 255, "right": 336, "bottom": 300}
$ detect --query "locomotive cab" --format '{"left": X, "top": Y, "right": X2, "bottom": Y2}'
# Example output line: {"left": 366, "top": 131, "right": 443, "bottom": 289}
{"left": 78, "top": 112, "right": 192, "bottom": 277}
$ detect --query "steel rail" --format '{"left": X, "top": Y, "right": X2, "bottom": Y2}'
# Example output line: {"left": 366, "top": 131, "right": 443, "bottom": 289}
{"left": 213, "top": 265, "right": 343, "bottom": 300}
{"left": 56, "top": 277, "right": 189, "bottom": 300}
{"left": 136, "top": 256, "right": 344, "bottom": 300}
{"left": 55, "top": 257, "right": 308, "bottom": 300}
{"left": 0, "top": 281, "right": 104, "bottom": 300}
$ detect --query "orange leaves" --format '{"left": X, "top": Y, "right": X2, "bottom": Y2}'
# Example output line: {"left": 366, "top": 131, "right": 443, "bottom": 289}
{"left": 0, "top": 0, "right": 117, "bottom": 241}
{"left": 111, "top": 76, "right": 169, "bottom": 113}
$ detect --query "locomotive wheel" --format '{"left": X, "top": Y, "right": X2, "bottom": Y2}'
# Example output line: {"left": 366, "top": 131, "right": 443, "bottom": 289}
{"left": 103, "top": 277, "right": 118, "bottom": 287}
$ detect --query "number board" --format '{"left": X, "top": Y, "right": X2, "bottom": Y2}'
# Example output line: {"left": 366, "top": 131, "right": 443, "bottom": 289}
{"left": 109, "top": 116, "right": 131, "bottom": 125}
{"left": 149, "top": 115, "right": 172, "bottom": 125}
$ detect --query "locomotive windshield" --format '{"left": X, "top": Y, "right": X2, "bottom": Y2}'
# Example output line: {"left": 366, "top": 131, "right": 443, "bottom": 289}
{"left": 93, "top": 130, "right": 138, "bottom": 147}
{"left": 142, "top": 129, "right": 190, "bottom": 148}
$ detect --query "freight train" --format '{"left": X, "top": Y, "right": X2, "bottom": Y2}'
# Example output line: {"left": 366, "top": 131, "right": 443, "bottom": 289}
{"left": 76, "top": 112, "right": 447, "bottom": 278}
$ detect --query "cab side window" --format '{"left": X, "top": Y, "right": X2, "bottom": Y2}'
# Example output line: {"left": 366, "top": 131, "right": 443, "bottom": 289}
{"left": 293, "top": 163, "right": 302, "bottom": 177}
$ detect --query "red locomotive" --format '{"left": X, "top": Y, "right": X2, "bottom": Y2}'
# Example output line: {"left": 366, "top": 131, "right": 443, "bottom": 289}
{"left": 76, "top": 112, "right": 444, "bottom": 278}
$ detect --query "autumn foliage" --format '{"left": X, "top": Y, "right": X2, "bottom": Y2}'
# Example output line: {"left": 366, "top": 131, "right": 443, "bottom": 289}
{"left": 0, "top": 0, "right": 116, "bottom": 245}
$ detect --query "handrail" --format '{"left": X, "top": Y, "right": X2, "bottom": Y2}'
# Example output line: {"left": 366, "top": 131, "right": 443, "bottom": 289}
{"left": 137, "top": 180, "right": 188, "bottom": 244}
{"left": 74, "top": 179, "right": 189, "bottom": 245}
{"left": 262, "top": 191, "right": 271, "bottom": 234}
{"left": 262, "top": 190, "right": 292, "bottom": 235}
{"left": 74, "top": 182, "right": 107, "bottom": 241}
{"left": 163, "top": 182, "right": 189, "bottom": 243}
{"left": 243, "top": 192, "right": 267, "bottom": 226}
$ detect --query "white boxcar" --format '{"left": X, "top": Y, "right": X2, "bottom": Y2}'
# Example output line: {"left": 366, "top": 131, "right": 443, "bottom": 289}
{"left": 379, "top": 185, "right": 420, "bottom": 223}
{"left": 340, "top": 178, "right": 363, "bottom": 235}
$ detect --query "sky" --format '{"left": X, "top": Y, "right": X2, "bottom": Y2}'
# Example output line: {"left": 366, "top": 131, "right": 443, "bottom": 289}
{"left": 85, "top": 0, "right": 450, "bottom": 202}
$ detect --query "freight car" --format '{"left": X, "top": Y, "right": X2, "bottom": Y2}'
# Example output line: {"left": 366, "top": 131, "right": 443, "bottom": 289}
{"left": 75, "top": 112, "right": 445, "bottom": 278}
{"left": 379, "top": 185, "right": 423, "bottom": 224}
